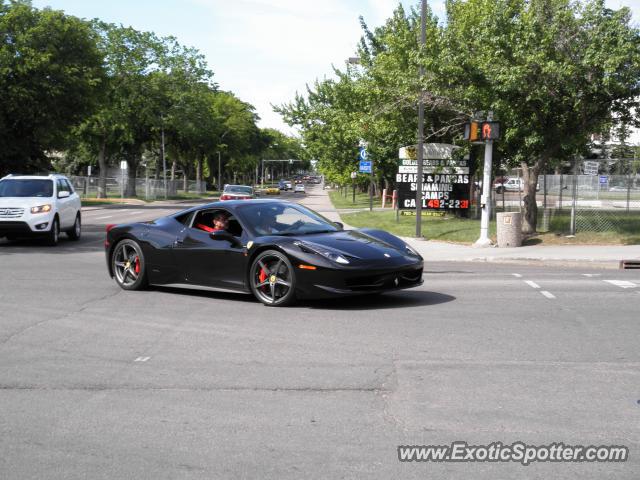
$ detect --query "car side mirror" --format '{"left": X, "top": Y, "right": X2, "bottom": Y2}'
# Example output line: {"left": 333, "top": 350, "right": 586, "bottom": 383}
{"left": 334, "top": 222, "right": 344, "bottom": 230}
{"left": 209, "top": 230, "right": 241, "bottom": 247}
{"left": 58, "top": 191, "right": 70, "bottom": 199}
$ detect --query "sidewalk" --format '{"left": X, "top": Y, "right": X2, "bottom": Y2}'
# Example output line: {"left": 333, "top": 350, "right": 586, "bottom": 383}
{"left": 309, "top": 185, "right": 640, "bottom": 268}
{"left": 400, "top": 238, "right": 640, "bottom": 268}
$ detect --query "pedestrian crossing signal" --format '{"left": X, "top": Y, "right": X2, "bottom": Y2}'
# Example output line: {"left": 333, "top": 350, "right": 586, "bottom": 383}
{"left": 464, "top": 121, "right": 481, "bottom": 142}
{"left": 464, "top": 121, "right": 500, "bottom": 141}
{"left": 481, "top": 121, "right": 500, "bottom": 140}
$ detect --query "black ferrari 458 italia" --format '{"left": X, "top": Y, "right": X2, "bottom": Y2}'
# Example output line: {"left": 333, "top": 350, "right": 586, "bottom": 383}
{"left": 105, "top": 200, "right": 423, "bottom": 306}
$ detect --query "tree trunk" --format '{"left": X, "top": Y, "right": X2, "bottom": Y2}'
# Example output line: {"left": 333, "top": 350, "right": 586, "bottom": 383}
{"left": 196, "top": 156, "right": 203, "bottom": 193}
{"left": 97, "top": 137, "right": 107, "bottom": 199}
{"left": 521, "top": 157, "right": 547, "bottom": 234}
{"left": 183, "top": 163, "right": 189, "bottom": 193}
{"left": 124, "top": 158, "right": 137, "bottom": 197}
{"left": 171, "top": 160, "right": 176, "bottom": 180}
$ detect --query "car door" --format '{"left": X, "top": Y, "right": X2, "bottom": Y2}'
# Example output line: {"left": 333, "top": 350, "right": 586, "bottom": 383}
{"left": 172, "top": 209, "right": 248, "bottom": 291}
{"left": 56, "top": 179, "right": 72, "bottom": 228}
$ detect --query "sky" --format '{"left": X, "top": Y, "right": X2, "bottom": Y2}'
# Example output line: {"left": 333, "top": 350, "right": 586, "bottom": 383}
{"left": 31, "top": 0, "right": 639, "bottom": 136}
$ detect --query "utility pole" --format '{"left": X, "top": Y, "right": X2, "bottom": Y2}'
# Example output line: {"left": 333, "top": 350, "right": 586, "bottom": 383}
{"left": 474, "top": 111, "right": 494, "bottom": 247}
{"left": 415, "top": 0, "right": 427, "bottom": 237}
{"left": 161, "top": 122, "right": 167, "bottom": 200}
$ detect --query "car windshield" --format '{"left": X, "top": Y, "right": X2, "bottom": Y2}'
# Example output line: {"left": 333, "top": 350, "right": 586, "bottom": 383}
{"left": 225, "top": 186, "right": 252, "bottom": 194}
{"left": 238, "top": 203, "right": 339, "bottom": 236}
{"left": 0, "top": 179, "right": 54, "bottom": 197}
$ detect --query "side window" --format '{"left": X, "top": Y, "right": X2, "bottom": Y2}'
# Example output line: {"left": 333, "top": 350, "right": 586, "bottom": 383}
{"left": 175, "top": 211, "right": 195, "bottom": 227}
{"left": 64, "top": 179, "right": 74, "bottom": 194}
{"left": 56, "top": 179, "right": 67, "bottom": 196}
{"left": 192, "top": 209, "right": 243, "bottom": 237}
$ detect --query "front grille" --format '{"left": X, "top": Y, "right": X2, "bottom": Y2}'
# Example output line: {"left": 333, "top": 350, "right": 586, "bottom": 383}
{"left": 346, "top": 268, "right": 423, "bottom": 291}
{"left": 0, "top": 208, "right": 24, "bottom": 218}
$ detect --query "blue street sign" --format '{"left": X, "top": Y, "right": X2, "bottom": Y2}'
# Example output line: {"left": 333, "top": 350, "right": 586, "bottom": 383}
{"left": 599, "top": 175, "right": 608, "bottom": 185}
{"left": 359, "top": 160, "right": 371, "bottom": 173}
{"left": 358, "top": 146, "right": 368, "bottom": 161}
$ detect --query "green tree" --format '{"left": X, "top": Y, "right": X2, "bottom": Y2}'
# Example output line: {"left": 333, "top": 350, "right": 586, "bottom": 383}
{"left": 0, "top": 1, "right": 104, "bottom": 175}
{"left": 440, "top": 0, "right": 640, "bottom": 232}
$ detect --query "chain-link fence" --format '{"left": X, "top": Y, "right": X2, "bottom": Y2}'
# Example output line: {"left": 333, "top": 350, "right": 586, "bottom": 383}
{"left": 493, "top": 158, "right": 640, "bottom": 235}
{"left": 68, "top": 176, "right": 207, "bottom": 200}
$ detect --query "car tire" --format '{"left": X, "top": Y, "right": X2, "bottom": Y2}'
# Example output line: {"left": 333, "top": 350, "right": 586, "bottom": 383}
{"left": 249, "top": 250, "right": 296, "bottom": 307}
{"left": 67, "top": 213, "right": 81, "bottom": 241}
{"left": 45, "top": 217, "right": 60, "bottom": 246}
{"left": 495, "top": 187, "right": 504, "bottom": 194}
{"left": 111, "top": 239, "right": 148, "bottom": 291}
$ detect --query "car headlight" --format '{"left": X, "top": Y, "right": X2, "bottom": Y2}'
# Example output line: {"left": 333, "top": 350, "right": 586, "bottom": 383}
{"left": 31, "top": 204, "right": 52, "bottom": 214}
{"left": 405, "top": 243, "right": 420, "bottom": 257}
{"left": 294, "top": 241, "right": 350, "bottom": 265}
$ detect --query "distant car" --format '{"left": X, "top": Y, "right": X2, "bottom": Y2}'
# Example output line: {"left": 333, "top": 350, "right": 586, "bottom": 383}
{"left": 495, "top": 178, "right": 539, "bottom": 193}
{"left": 294, "top": 183, "right": 305, "bottom": 193}
{"left": 264, "top": 187, "right": 280, "bottom": 195}
{"left": 220, "top": 185, "right": 254, "bottom": 201}
{"left": 0, "top": 173, "right": 82, "bottom": 246}
{"left": 278, "top": 180, "right": 293, "bottom": 191}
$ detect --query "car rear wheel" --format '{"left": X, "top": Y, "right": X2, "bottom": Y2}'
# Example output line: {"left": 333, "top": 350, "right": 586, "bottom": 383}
{"left": 112, "top": 239, "right": 148, "bottom": 290}
{"left": 249, "top": 250, "right": 296, "bottom": 306}
{"left": 67, "top": 213, "right": 81, "bottom": 240}
{"left": 45, "top": 218, "right": 60, "bottom": 246}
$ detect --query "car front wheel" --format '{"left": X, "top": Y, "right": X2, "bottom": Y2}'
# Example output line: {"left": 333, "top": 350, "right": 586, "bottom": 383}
{"left": 112, "top": 239, "right": 148, "bottom": 290}
{"left": 45, "top": 218, "right": 60, "bottom": 246}
{"left": 249, "top": 250, "right": 296, "bottom": 306}
{"left": 67, "top": 213, "right": 81, "bottom": 240}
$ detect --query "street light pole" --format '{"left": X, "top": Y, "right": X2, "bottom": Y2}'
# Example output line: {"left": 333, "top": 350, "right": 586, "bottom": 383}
{"left": 415, "top": 0, "right": 427, "bottom": 238}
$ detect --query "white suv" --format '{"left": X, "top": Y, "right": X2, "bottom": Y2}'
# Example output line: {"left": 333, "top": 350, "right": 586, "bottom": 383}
{"left": 0, "top": 174, "right": 82, "bottom": 246}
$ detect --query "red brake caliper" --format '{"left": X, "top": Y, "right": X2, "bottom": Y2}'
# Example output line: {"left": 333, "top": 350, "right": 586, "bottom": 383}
{"left": 134, "top": 256, "right": 140, "bottom": 274}
{"left": 258, "top": 266, "right": 268, "bottom": 289}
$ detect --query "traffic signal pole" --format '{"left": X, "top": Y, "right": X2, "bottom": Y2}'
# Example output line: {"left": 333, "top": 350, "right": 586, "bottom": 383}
{"left": 415, "top": 0, "right": 427, "bottom": 238}
{"left": 474, "top": 137, "right": 494, "bottom": 247}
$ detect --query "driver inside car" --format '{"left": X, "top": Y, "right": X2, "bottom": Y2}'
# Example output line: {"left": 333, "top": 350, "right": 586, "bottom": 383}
{"left": 196, "top": 211, "right": 229, "bottom": 233}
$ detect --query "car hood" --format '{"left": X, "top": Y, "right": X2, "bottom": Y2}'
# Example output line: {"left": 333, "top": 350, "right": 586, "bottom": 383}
{"left": 294, "top": 230, "right": 412, "bottom": 263}
{"left": 0, "top": 197, "right": 54, "bottom": 208}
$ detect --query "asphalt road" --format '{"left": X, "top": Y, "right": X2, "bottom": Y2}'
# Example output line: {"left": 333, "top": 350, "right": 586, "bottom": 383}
{"left": 0, "top": 195, "right": 638, "bottom": 479}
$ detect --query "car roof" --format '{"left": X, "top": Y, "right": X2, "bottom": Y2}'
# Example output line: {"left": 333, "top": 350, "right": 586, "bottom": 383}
{"left": 1, "top": 174, "right": 67, "bottom": 181}
{"left": 176, "top": 198, "right": 298, "bottom": 216}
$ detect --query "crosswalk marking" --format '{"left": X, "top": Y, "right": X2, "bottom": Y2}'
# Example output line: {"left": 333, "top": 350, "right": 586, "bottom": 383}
{"left": 540, "top": 291, "right": 556, "bottom": 299}
{"left": 603, "top": 280, "right": 637, "bottom": 289}
{"left": 582, "top": 274, "right": 601, "bottom": 277}
{"left": 134, "top": 356, "right": 151, "bottom": 362}
{"left": 524, "top": 280, "right": 541, "bottom": 289}
{"left": 512, "top": 273, "right": 522, "bottom": 278}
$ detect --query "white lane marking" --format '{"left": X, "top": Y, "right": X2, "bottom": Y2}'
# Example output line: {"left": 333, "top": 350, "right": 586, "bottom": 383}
{"left": 95, "top": 215, "right": 113, "bottom": 220}
{"left": 524, "top": 280, "right": 541, "bottom": 289}
{"left": 127, "top": 210, "right": 143, "bottom": 215}
{"left": 134, "top": 356, "right": 151, "bottom": 362}
{"left": 582, "top": 274, "right": 601, "bottom": 277}
{"left": 512, "top": 273, "right": 522, "bottom": 278}
{"left": 540, "top": 291, "right": 556, "bottom": 299}
{"left": 604, "top": 280, "right": 638, "bottom": 289}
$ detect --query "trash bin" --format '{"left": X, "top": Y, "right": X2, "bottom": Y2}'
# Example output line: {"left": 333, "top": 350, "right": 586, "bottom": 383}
{"left": 496, "top": 212, "right": 522, "bottom": 247}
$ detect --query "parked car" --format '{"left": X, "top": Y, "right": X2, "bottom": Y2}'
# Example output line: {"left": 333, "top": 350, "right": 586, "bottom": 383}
{"left": 494, "top": 178, "right": 539, "bottom": 193}
{"left": 220, "top": 185, "right": 255, "bottom": 201}
{"left": 294, "top": 183, "right": 305, "bottom": 193}
{"left": 0, "top": 174, "right": 82, "bottom": 245}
